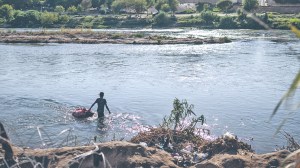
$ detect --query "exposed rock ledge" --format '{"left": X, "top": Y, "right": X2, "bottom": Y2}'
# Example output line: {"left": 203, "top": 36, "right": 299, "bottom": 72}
{"left": 0, "top": 31, "right": 231, "bottom": 45}
{"left": 0, "top": 122, "right": 296, "bottom": 168}
{"left": 0, "top": 141, "right": 294, "bottom": 168}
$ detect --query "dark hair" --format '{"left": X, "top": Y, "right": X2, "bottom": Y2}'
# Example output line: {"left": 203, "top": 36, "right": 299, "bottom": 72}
{"left": 99, "top": 92, "right": 104, "bottom": 97}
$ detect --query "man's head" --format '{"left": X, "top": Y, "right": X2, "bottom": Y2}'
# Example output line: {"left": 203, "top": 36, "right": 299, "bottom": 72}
{"left": 99, "top": 92, "right": 104, "bottom": 98}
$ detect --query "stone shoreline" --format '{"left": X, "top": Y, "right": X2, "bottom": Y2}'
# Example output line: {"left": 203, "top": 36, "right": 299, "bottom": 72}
{"left": 0, "top": 31, "right": 231, "bottom": 45}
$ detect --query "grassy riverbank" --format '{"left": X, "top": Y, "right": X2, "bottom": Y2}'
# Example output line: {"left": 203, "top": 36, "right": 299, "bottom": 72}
{"left": 0, "top": 9, "right": 299, "bottom": 30}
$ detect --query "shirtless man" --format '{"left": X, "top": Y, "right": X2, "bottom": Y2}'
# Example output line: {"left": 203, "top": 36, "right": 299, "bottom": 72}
{"left": 88, "top": 92, "right": 111, "bottom": 118}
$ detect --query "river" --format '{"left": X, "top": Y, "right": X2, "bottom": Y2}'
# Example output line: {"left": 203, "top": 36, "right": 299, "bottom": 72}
{"left": 0, "top": 29, "right": 299, "bottom": 153}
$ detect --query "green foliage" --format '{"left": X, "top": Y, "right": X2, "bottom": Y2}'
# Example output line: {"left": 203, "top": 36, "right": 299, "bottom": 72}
{"left": 112, "top": 0, "right": 147, "bottom": 14}
{"left": 40, "top": 12, "right": 58, "bottom": 27}
{"left": 168, "top": 0, "right": 179, "bottom": 14}
{"left": 54, "top": 5, "right": 65, "bottom": 13}
{"left": 196, "top": 2, "right": 205, "bottom": 12}
{"left": 58, "top": 14, "right": 70, "bottom": 23}
{"left": 177, "top": 17, "right": 204, "bottom": 27}
{"left": 67, "top": 6, "right": 78, "bottom": 14}
{"left": 271, "top": 69, "right": 300, "bottom": 134}
{"left": 237, "top": 9, "right": 247, "bottom": 21}
{"left": 155, "top": 0, "right": 166, "bottom": 12}
{"left": 196, "top": 2, "right": 212, "bottom": 12}
{"left": 200, "top": 11, "right": 219, "bottom": 25}
{"left": 132, "top": 0, "right": 147, "bottom": 14}
{"left": 216, "top": 0, "right": 233, "bottom": 12}
{"left": 0, "top": 4, "right": 14, "bottom": 22}
{"left": 91, "top": 0, "right": 103, "bottom": 8}
{"left": 289, "top": 18, "right": 300, "bottom": 27}
{"left": 218, "top": 16, "right": 237, "bottom": 28}
{"left": 10, "top": 10, "right": 41, "bottom": 27}
{"left": 243, "top": 0, "right": 258, "bottom": 11}
{"left": 111, "top": 0, "right": 125, "bottom": 14}
{"left": 177, "top": 9, "right": 196, "bottom": 14}
{"left": 1, "top": 0, "right": 35, "bottom": 10}
{"left": 153, "top": 12, "right": 175, "bottom": 26}
{"left": 161, "top": 4, "right": 170, "bottom": 12}
{"left": 161, "top": 98, "right": 205, "bottom": 131}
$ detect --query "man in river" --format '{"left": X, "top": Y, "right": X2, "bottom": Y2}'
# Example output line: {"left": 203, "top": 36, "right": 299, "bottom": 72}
{"left": 88, "top": 92, "right": 111, "bottom": 118}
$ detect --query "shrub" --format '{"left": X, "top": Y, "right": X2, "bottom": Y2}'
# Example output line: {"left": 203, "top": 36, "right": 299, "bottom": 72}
{"left": 10, "top": 10, "right": 41, "bottom": 27}
{"left": 153, "top": 12, "right": 175, "bottom": 27}
{"left": 54, "top": 5, "right": 65, "bottom": 14}
{"left": 40, "top": 12, "right": 59, "bottom": 27}
{"left": 58, "top": 15, "right": 70, "bottom": 24}
{"left": 243, "top": 0, "right": 258, "bottom": 11}
{"left": 177, "top": 17, "right": 204, "bottom": 26}
{"left": 67, "top": 6, "right": 77, "bottom": 14}
{"left": 0, "top": 4, "right": 14, "bottom": 22}
{"left": 216, "top": 0, "right": 233, "bottom": 12}
{"left": 196, "top": 2, "right": 212, "bottom": 12}
{"left": 161, "top": 4, "right": 170, "bottom": 12}
{"left": 218, "top": 16, "right": 237, "bottom": 28}
{"left": 177, "top": 9, "right": 196, "bottom": 14}
{"left": 200, "top": 11, "right": 219, "bottom": 24}
{"left": 289, "top": 18, "right": 300, "bottom": 28}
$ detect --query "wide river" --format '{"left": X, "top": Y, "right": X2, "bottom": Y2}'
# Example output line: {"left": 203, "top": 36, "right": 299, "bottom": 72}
{"left": 0, "top": 29, "right": 299, "bottom": 153}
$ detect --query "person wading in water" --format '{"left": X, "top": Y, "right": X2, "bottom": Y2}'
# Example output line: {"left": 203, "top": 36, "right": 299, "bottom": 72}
{"left": 88, "top": 92, "right": 111, "bottom": 118}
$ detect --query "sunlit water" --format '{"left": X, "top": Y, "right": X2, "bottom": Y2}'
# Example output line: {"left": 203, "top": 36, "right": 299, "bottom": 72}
{"left": 0, "top": 29, "right": 299, "bottom": 153}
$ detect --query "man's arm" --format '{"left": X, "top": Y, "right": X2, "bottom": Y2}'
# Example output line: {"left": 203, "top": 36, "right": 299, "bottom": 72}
{"left": 105, "top": 100, "right": 111, "bottom": 114}
{"left": 88, "top": 99, "right": 97, "bottom": 111}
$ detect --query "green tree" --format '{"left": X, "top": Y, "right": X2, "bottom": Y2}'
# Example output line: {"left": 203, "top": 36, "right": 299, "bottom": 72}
{"left": 243, "top": 0, "right": 258, "bottom": 11}
{"left": 11, "top": 10, "right": 41, "bottom": 27}
{"left": 161, "top": 3, "right": 170, "bottom": 12}
{"left": 216, "top": 0, "right": 232, "bottom": 12}
{"left": 200, "top": 11, "right": 219, "bottom": 24}
{"left": 67, "top": 5, "right": 78, "bottom": 13}
{"left": 10, "top": 10, "right": 26, "bottom": 27}
{"left": 58, "top": 14, "right": 70, "bottom": 23}
{"left": 2, "top": 0, "right": 33, "bottom": 10}
{"left": 92, "top": 0, "right": 101, "bottom": 8}
{"left": 218, "top": 16, "right": 237, "bottom": 28}
{"left": 111, "top": 0, "right": 127, "bottom": 13}
{"left": 196, "top": 2, "right": 205, "bottom": 12}
{"left": 167, "top": 0, "right": 178, "bottom": 14}
{"left": 155, "top": 0, "right": 166, "bottom": 12}
{"left": 153, "top": 12, "right": 174, "bottom": 26}
{"left": 40, "top": 11, "right": 58, "bottom": 26}
{"left": 0, "top": 4, "right": 14, "bottom": 22}
{"left": 106, "top": 0, "right": 114, "bottom": 10}
{"left": 133, "top": 0, "right": 147, "bottom": 14}
{"left": 54, "top": 5, "right": 65, "bottom": 13}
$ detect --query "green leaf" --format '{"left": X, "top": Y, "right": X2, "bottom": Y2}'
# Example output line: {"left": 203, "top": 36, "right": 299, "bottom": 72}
{"left": 291, "top": 25, "right": 300, "bottom": 38}
{"left": 271, "top": 70, "right": 300, "bottom": 119}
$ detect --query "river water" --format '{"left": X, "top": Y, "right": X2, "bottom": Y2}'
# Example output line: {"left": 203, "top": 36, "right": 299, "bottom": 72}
{"left": 0, "top": 29, "right": 299, "bottom": 153}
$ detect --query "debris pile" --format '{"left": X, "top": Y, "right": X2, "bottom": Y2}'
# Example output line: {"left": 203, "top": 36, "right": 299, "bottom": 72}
{"left": 131, "top": 129, "right": 253, "bottom": 167}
